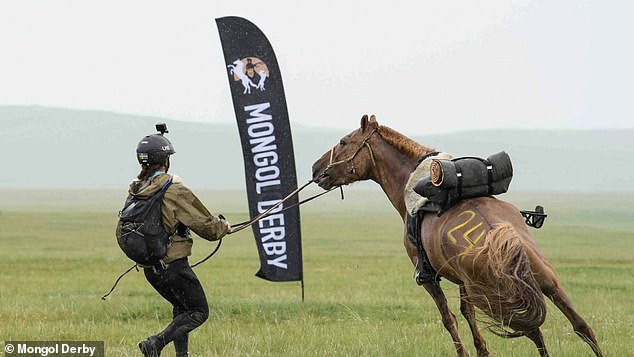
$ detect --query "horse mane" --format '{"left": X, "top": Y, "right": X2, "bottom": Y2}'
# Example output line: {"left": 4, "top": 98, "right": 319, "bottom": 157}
{"left": 377, "top": 125, "right": 434, "bottom": 159}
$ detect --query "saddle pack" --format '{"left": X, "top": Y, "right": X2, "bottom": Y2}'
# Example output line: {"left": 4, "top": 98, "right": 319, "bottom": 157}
{"left": 118, "top": 178, "right": 173, "bottom": 266}
{"left": 414, "top": 151, "right": 513, "bottom": 214}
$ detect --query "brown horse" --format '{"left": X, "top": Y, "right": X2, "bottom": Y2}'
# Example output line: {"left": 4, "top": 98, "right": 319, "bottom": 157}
{"left": 311, "top": 115, "right": 602, "bottom": 357}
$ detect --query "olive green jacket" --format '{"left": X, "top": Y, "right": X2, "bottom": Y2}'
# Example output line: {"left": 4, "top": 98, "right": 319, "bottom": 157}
{"left": 116, "top": 173, "right": 229, "bottom": 264}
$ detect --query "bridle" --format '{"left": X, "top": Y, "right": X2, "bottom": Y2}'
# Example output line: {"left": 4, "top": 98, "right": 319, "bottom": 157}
{"left": 320, "top": 127, "right": 379, "bottom": 177}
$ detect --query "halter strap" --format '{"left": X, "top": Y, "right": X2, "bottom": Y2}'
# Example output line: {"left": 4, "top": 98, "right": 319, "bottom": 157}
{"left": 323, "top": 128, "right": 379, "bottom": 174}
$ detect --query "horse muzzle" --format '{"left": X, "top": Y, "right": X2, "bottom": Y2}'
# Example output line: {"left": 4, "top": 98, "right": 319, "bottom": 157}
{"left": 311, "top": 164, "right": 331, "bottom": 189}
{"left": 311, "top": 170, "right": 330, "bottom": 188}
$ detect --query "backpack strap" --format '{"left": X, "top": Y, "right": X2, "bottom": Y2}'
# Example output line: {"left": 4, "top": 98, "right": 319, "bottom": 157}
{"left": 160, "top": 177, "right": 173, "bottom": 192}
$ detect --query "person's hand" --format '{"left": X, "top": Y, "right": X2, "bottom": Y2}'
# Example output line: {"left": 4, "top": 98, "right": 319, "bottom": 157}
{"left": 218, "top": 214, "right": 232, "bottom": 234}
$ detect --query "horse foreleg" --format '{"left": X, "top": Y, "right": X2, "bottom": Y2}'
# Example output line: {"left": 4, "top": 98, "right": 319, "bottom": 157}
{"left": 459, "top": 285, "right": 489, "bottom": 357}
{"left": 423, "top": 282, "right": 469, "bottom": 357}
{"left": 525, "top": 328, "right": 549, "bottom": 357}
{"left": 545, "top": 285, "right": 603, "bottom": 357}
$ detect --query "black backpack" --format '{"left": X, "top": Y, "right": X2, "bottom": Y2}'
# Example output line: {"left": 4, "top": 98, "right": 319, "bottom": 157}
{"left": 118, "top": 178, "right": 173, "bottom": 265}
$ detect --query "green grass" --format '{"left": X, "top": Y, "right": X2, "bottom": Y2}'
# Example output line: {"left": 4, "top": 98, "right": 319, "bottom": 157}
{"left": 0, "top": 189, "right": 632, "bottom": 356}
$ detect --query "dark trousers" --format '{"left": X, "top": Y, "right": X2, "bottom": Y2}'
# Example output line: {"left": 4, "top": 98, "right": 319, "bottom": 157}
{"left": 144, "top": 258, "right": 209, "bottom": 356}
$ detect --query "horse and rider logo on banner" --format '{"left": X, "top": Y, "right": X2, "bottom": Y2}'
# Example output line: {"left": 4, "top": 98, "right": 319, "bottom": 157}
{"left": 227, "top": 57, "right": 270, "bottom": 94}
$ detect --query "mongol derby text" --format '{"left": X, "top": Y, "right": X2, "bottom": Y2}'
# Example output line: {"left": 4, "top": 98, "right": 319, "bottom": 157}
{"left": 16, "top": 343, "right": 97, "bottom": 356}
{"left": 244, "top": 102, "right": 288, "bottom": 270}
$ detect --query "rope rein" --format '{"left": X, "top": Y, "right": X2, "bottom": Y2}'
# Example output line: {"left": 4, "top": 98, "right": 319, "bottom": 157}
{"left": 187, "top": 178, "right": 321, "bottom": 270}
{"left": 190, "top": 238, "right": 222, "bottom": 268}
{"left": 228, "top": 179, "right": 314, "bottom": 234}
{"left": 229, "top": 185, "right": 338, "bottom": 228}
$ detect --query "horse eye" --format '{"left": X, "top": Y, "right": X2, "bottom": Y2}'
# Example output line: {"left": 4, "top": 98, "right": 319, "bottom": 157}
{"left": 339, "top": 139, "right": 346, "bottom": 146}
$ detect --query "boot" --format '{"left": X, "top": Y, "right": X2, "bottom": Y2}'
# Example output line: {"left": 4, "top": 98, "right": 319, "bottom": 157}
{"left": 141, "top": 311, "right": 205, "bottom": 357}
{"left": 174, "top": 333, "right": 188, "bottom": 357}
{"left": 158, "top": 311, "right": 207, "bottom": 345}
{"left": 138, "top": 335, "right": 163, "bottom": 357}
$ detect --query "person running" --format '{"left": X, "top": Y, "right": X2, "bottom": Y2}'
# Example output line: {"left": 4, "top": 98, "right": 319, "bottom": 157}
{"left": 116, "top": 124, "right": 231, "bottom": 357}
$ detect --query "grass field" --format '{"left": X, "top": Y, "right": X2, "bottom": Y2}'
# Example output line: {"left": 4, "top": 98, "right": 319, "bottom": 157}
{"left": 0, "top": 188, "right": 632, "bottom": 356}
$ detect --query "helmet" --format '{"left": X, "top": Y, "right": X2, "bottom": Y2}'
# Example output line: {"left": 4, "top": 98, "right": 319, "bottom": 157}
{"left": 136, "top": 133, "right": 175, "bottom": 165}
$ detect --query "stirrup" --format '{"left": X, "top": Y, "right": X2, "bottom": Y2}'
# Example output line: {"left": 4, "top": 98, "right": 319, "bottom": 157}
{"left": 414, "top": 262, "right": 439, "bottom": 285}
{"left": 520, "top": 205, "right": 547, "bottom": 229}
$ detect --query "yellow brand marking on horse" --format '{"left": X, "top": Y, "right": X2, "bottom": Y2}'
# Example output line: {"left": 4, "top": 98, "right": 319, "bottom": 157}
{"left": 447, "top": 210, "right": 476, "bottom": 243}
{"left": 447, "top": 210, "right": 487, "bottom": 260}
{"left": 462, "top": 222, "right": 484, "bottom": 245}
{"left": 461, "top": 223, "right": 486, "bottom": 259}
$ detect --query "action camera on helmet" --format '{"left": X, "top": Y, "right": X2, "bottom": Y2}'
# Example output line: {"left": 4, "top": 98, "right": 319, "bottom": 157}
{"left": 136, "top": 123, "right": 175, "bottom": 165}
{"left": 155, "top": 123, "right": 169, "bottom": 135}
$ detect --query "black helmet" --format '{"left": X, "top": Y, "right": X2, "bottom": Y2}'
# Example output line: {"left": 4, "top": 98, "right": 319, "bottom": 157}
{"left": 136, "top": 124, "right": 175, "bottom": 165}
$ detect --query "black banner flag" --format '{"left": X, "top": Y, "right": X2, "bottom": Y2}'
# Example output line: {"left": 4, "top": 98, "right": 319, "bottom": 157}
{"left": 216, "top": 16, "right": 303, "bottom": 282}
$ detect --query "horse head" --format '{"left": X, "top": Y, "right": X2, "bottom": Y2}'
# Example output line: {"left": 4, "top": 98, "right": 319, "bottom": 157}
{"left": 312, "top": 114, "right": 380, "bottom": 189}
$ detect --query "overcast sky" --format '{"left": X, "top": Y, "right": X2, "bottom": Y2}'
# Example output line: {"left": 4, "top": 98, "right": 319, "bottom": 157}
{"left": 1, "top": 1, "right": 632, "bottom": 135}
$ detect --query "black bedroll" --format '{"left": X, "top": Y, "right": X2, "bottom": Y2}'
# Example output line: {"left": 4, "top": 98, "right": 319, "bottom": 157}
{"left": 414, "top": 151, "right": 513, "bottom": 213}
{"left": 119, "top": 178, "right": 173, "bottom": 265}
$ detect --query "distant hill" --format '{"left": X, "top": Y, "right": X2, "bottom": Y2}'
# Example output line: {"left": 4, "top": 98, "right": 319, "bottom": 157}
{"left": 2, "top": 105, "right": 633, "bottom": 191}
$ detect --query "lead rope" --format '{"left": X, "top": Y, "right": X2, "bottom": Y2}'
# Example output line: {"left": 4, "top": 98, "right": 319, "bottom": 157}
{"left": 228, "top": 179, "right": 315, "bottom": 234}
{"left": 190, "top": 179, "right": 334, "bottom": 267}
{"left": 190, "top": 238, "right": 222, "bottom": 268}
{"left": 101, "top": 264, "right": 138, "bottom": 300}
{"left": 188, "top": 179, "right": 316, "bottom": 270}
{"left": 229, "top": 184, "right": 339, "bottom": 229}
{"left": 102, "top": 179, "right": 341, "bottom": 300}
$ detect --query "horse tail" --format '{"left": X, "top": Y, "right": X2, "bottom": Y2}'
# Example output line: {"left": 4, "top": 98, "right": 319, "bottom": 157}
{"left": 465, "top": 223, "right": 546, "bottom": 337}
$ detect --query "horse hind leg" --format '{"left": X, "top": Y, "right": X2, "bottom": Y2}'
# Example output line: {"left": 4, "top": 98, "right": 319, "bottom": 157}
{"left": 546, "top": 285, "right": 603, "bottom": 356}
{"left": 525, "top": 328, "right": 549, "bottom": 357}
{"left": 459, "top": 285, "right": 490, "bottom": 357}
{"left": 532, "top": 256, "right": 603, "bottom": 356}
{"left": 423, "top": 282, "right": 469, "bottom": 357}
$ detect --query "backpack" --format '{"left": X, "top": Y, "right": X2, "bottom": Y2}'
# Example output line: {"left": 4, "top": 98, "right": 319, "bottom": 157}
{"left": 118, "top": 178, "right": 173, "bottom": 265}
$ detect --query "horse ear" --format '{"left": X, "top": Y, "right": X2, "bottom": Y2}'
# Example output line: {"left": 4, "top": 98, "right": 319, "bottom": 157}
{"left": 366, "top": 115, "right": 379, "bottom": 131}
{"left": 360, "top": 114, "right": 369, "bottom": 131}
{"left": 361, "top": 114, "right": 378, "bottom": 132}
